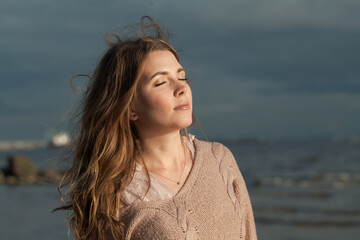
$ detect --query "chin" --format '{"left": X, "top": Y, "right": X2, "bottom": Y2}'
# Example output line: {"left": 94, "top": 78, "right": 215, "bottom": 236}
{"left": 168, "top": 118, "right": 191, "bottom": 130}
{"left": 179, "top": 117, "right": 193, "bottom": 129}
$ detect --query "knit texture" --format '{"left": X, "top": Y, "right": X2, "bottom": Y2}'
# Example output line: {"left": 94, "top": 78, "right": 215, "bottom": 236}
{"left": 118, "top": 138, "right": 257, "bottom": 240}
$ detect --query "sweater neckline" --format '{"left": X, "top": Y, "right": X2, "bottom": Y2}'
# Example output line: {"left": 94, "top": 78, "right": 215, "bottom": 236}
{"left": 121, "top": 138, "right": 204, "bottom": 211}
{"left": 170, "top": 137, "right": 202, "bottom": 200}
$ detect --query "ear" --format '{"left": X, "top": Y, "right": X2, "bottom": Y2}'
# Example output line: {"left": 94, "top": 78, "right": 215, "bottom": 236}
{"left": 130, "top": 112, "right": 138, "bottom": 121}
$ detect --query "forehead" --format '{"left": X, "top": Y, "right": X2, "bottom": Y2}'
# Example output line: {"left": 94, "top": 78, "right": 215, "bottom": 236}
{"left": 141, "top": 50, "right": 181, "bottom": 74}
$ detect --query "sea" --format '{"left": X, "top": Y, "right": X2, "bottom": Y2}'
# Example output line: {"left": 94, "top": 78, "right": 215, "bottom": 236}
{"left": 1, "top": 137, "right": 359, "bottom": 240}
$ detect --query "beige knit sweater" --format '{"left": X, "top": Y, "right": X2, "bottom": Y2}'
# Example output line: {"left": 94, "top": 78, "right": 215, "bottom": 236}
{"left": 119, "top": 138, "right": 257, "bottom": 240}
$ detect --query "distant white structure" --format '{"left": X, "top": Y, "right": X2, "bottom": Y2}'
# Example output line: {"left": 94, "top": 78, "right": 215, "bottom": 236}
{"left": 0, "top": 132, "right": 72, "bottom": 151}
{"left": 0, "top": 140, "right": 47, "bottom": 151}
{"left": 51, "top": 132, "right": 71, "bottom": 147}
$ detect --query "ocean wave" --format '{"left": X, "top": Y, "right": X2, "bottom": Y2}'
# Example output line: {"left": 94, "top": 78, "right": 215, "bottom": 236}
{"left": 256, "top": 217, "right": 360, "bottom": 227}
{"left": 255, "top": 172, "right": 360, "bottom": 189}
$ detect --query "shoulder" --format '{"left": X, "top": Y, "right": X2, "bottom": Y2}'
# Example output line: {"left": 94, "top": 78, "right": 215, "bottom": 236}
{"left": 193, "top": 137, "right": 234, "bottom": 163}
{"left": 211, "top": 141, "right": 232, "bottom": 162}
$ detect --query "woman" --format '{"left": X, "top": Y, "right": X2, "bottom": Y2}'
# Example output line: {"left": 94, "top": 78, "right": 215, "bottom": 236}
{"left": 56, "top": 16, "right": 257, "bottom": 240}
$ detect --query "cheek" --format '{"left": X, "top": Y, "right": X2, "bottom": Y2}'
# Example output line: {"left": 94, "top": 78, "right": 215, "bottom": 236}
{"left": 151, "top": 95, "right": 172, "bottom": 112}
{"left": 140, "top": 91, "right": 172, "bottom": 115}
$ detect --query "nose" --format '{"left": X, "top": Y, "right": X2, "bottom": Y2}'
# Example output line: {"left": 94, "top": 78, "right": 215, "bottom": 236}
{"left": 174, "top": 81, "right": 187, "bottom": 97}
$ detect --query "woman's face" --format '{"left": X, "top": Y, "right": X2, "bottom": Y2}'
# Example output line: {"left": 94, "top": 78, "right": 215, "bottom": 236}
{"left": 131, "top": 50, "right": 193, "bottom": 137}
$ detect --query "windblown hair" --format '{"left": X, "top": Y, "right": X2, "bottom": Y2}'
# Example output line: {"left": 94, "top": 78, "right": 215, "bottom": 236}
{"left": 55, "top": 16, "right": 198, "bottom": 240}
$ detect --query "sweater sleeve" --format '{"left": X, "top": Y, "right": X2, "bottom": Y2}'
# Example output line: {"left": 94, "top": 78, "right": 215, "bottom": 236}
{"left": 214, "top": 143, "right": 258, "bottom": 240}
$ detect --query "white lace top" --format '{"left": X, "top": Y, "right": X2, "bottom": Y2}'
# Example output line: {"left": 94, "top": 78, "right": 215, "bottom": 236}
{"left": 121, "top": 134, "right": 196, "bottom": 206}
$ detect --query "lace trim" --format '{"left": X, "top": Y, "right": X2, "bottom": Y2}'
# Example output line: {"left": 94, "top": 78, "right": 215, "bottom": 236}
{"left": 121, "top": 134, "right": 195, "bottom": 206}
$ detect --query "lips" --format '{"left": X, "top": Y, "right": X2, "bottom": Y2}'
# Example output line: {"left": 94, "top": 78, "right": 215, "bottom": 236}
{"left": 174, "top": 102, "right": 190, "bottom": 110}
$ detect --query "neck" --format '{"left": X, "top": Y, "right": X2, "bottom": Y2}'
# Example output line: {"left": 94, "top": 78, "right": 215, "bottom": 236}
{"left": 138, "top": 131, "right": 187, "bottom": 171}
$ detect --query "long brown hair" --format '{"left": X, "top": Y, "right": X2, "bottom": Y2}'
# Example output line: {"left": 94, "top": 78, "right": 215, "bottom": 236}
{"left": 55, "top": 16, "right": 198, "bottom": 239}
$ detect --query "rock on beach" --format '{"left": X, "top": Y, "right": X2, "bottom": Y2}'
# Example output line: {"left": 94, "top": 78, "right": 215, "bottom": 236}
{"left": 8, "top": 154, "right": 37, "bottom": 178}
{"left": 1, "top": 154, "right": 64, "bottom": 185}
{"left": 0, "top": 169, "right": 4, "bottom": 183}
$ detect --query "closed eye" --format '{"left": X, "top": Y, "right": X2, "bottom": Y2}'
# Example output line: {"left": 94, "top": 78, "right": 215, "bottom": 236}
{"left": 155, "top": 82, "right": 165, "bottom": 87}
{"left": 179, "top": 78, "right": 192, "bottom": 84}
{"left": 155, "top": 78, "right": 191, "bottom": 87}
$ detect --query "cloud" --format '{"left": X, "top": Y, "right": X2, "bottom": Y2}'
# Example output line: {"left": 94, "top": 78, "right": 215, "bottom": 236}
{"left": 1, "top": 0, "right": 360, "bottom": 139}
{"left": 166, "top": 0, "right": 360, "bottom": 31}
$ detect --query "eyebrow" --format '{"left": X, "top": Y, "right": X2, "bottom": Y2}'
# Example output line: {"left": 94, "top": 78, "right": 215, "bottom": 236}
{"left": 149, "top": 68, "right": 186, "bottom": 81}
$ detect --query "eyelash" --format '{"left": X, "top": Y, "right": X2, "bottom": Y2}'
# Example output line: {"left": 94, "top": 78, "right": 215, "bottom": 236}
{"left": 155, "top": 78, "right": 191, "bottom": 87}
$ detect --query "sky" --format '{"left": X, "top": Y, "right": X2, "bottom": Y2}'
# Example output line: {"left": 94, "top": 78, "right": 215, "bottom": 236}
{"left": 1, "top": 0, "right": 360, "bottom": 140}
